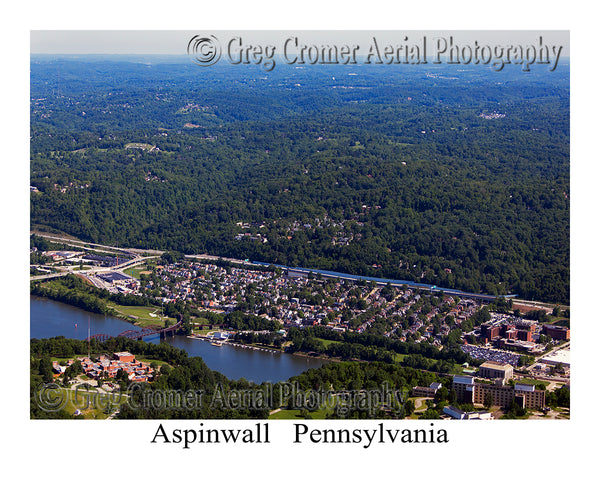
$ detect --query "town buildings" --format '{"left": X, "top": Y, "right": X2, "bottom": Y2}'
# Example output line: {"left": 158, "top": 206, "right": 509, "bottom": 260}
{"left": 543, "top": 324, "right": 570, "bottom": 341}
{"left": 412, "top": 382, "right": 442, "bottom": 397}
{"left": 53, "top": 351, "right": 154, "bottom": 383}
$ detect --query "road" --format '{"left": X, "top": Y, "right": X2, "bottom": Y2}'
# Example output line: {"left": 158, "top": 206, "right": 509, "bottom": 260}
{"left": 523, "top": 341, "right": 570, "bottom": 373}
{"left": 30, "top": 258, "right": 154, "bottom": 283}
{"left": 514, "top": 340, "right": 570, "bottom": 385}
{"left": 185, "top": 253, "right": 252, "bottom": 265}
{"left": 413, "top": 397, "right": 431, "bottom": 413}
{"left": 32, "top": 232, "right": 164, "bottom": 256}
{"left": 31, "top": 232, "right": 569, "bottom": 306}
{"left": 512, "top": 299, "right": 568, "bottom": 313}
{"left": 30, "top": 232, "right": 160, "bottom": 284}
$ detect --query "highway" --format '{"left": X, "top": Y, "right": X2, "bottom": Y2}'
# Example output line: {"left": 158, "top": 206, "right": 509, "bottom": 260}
{"left": 31, "top": 232, "right": 165, "bottom": 257}
{"left": 30, "top": 232, "right": 564, "bottom": 305}
{"left": 30, "top": 232, "right": 160, "bottom": 284}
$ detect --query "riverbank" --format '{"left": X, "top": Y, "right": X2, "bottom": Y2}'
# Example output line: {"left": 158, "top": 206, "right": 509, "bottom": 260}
{"left": 187, "top": 334, "right": 283, "bottom": 354}
{"left": 290, "top": 351, "right": 343, "bottom": 363}
{"left": 31, "top": 297, "right": 329, "bottom": 383}
{"left": 187, "top": 333, "right": 342, "bottom": 363}
{"left": 30, "top": 289, "right": 176, "bottom": 330}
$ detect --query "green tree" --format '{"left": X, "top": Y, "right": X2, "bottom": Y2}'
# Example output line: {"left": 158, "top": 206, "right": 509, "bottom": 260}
{"left": 38, "top": 356, "right": 54, "bottom": 383}
{"left": 421, "top": 408, "right": 440, "bottom": 419}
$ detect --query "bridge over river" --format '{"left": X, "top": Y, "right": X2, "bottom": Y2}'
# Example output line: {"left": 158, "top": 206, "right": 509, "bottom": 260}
{"left": 85, "top": 321, "right": 182, "bottom": 342}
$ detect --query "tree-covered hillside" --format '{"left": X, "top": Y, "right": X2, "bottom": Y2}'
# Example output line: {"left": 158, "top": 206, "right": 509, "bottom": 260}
{"left": 30, "top": 58, "right": 570, "bottom": 303}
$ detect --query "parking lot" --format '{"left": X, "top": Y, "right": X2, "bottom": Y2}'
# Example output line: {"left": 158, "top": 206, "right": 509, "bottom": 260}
{"left": 461, "top": 344, "right": 520, "bottom": 366}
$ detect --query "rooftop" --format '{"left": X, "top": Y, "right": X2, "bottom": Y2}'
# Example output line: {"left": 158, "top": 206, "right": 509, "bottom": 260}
{"left": 514, "top": 384, "right": 536, "bottom": 392}
{"left": 98, "top": 271, "right": 130, "bottom": 282}
{"left": 453, "top": 376, "right": 474, "bottom": 385}
{"left": 480, "top": 360, "right": 513, "bottom": 371}
{"left": 540, "top": 348, "right": 571, "bottom": 367}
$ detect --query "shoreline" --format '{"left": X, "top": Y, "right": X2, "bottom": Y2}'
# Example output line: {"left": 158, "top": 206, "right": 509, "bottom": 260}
{"left": 29, "top": 293, "right": 176, "bottom": 331}
{"left": 186, "top": 334, "right": 336, "bottom": 363}
{"left": 290, "top": 351, "right": 343, "bottom": 363}
{"left": 186, "top": 334, "right": 283, "bottom": 354}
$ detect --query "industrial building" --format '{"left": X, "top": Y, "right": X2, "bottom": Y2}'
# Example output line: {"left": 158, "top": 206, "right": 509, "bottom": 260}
{"left": 540, "top": 348, "right": 571, "bottom": 368}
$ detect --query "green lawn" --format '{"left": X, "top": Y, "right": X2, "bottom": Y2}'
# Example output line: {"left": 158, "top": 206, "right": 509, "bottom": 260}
{"left": 135, "top": 357, "right": 171, "bottom": 368}
{"left": 125, "top": 142, "right": 155, "bottom": 151}
{"left": 319, "top": 338, "right": 342, "bottom": 347}
{"left": 38, "top": 386, "right": 127, "bottom": 419}
{"left": 123, "top": 266, "right": 145, "bottom": 279}
{"left": 192, "top": 325, "right": 214, "bottom": 334}
{"left": 106, "top": 302, "right": 176, "bottom": 327}
{"left": 269, "top": 408, "right": 331, "bottom": 420}
{"left": 193, "top": 316, "right": 217, "bottom": 326}
{"left": 51, "top": 356, "right": 84, "bottom": 363}
{"left": 393, "top": 353, "right": 407, "bottom": 363}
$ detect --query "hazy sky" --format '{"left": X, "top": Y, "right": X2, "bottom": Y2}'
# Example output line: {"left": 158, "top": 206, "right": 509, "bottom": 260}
{"left": 31, "top": 30, "right": 569, "bottom": 56}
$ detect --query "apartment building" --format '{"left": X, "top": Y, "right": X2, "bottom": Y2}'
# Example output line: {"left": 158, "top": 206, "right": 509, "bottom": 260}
{"left": 451, "top": 375, "right": 545, "bottom": 409}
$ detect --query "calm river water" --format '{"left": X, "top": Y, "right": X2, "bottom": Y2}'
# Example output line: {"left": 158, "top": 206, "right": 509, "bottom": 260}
{"left": 30, "top": 296, "right": 327, "bottom": 383}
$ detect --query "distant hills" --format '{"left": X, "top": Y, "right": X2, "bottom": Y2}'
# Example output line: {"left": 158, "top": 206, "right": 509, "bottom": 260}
{"left": 30, "top": 58, "right": 569, "bottom": 303}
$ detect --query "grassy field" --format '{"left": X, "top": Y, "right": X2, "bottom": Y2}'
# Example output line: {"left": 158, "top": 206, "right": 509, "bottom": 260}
{"left": 319, "top": 338, "right": 342, "bottom": 347}
{"left": 51, "top": 356, "right": 83, "bottom": 363}
{"left": 269, "top": 408, "right": 332, "bottom": 420}
{"left": 122, "top": 262, "right": 156, "bottom": 279}
{"left": 38, "top": 385, "right": 127, "bottom": 419}
{"left": 393, "top": 353, "right": 407, "bottom": 363}
{"left": 192, "top": 316, "right": 217, "bottom": 325}
{"left": 309, "top": 340, "right": 411, "bottom": 365}
{"left": 125, "top": 142, "right": 155, "bottom": 151}
{"left": 106, "top": 302, "right": 176, "bottom": 327}
{"left": 135, "top": 357, "right": 171, "bottom": 368}
{"left": 191, "top": 324, "right": 215, "bottom": 334}
{"left": 123, "top": 266, "right": 145, "bottom": 279}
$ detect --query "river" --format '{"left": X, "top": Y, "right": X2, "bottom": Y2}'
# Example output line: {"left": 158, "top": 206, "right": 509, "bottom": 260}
{"left": 30, "top": 296, "right": 328, "bottom": 383}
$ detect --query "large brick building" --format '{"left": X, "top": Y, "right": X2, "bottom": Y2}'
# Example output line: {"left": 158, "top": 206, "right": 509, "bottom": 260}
{"left": 113, "top": 351, "right": 135, "bottom": 363}
{"left": 543, "top": 324, "right": 570, "bottom": 341}
{"left": 517, "top": 329, "right": 532, "bottom": 342}
{"left": 480, "top": 325, "right": 500, "bottom": 341}
{"left": 452, "top": 376, "right": 545, "bottom": 409}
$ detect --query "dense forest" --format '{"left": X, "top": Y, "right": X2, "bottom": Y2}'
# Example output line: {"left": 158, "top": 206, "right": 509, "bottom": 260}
{"left": 30, "top": 57, "right": 569, "bottom": 303}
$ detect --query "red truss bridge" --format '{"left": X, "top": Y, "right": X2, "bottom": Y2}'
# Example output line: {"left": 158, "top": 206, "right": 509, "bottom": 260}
{"left": 85, "top": 321, "right": 182, "bottom": 342}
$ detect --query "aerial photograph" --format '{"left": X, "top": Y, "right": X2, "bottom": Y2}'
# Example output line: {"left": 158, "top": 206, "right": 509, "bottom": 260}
{"left": 29, "top": 30, "right": 571, "bottom": 426}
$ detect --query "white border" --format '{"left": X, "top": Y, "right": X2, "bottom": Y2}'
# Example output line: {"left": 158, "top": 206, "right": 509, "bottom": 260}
{"left": 5, "top": 1, "right": 596, "bottom": 478}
